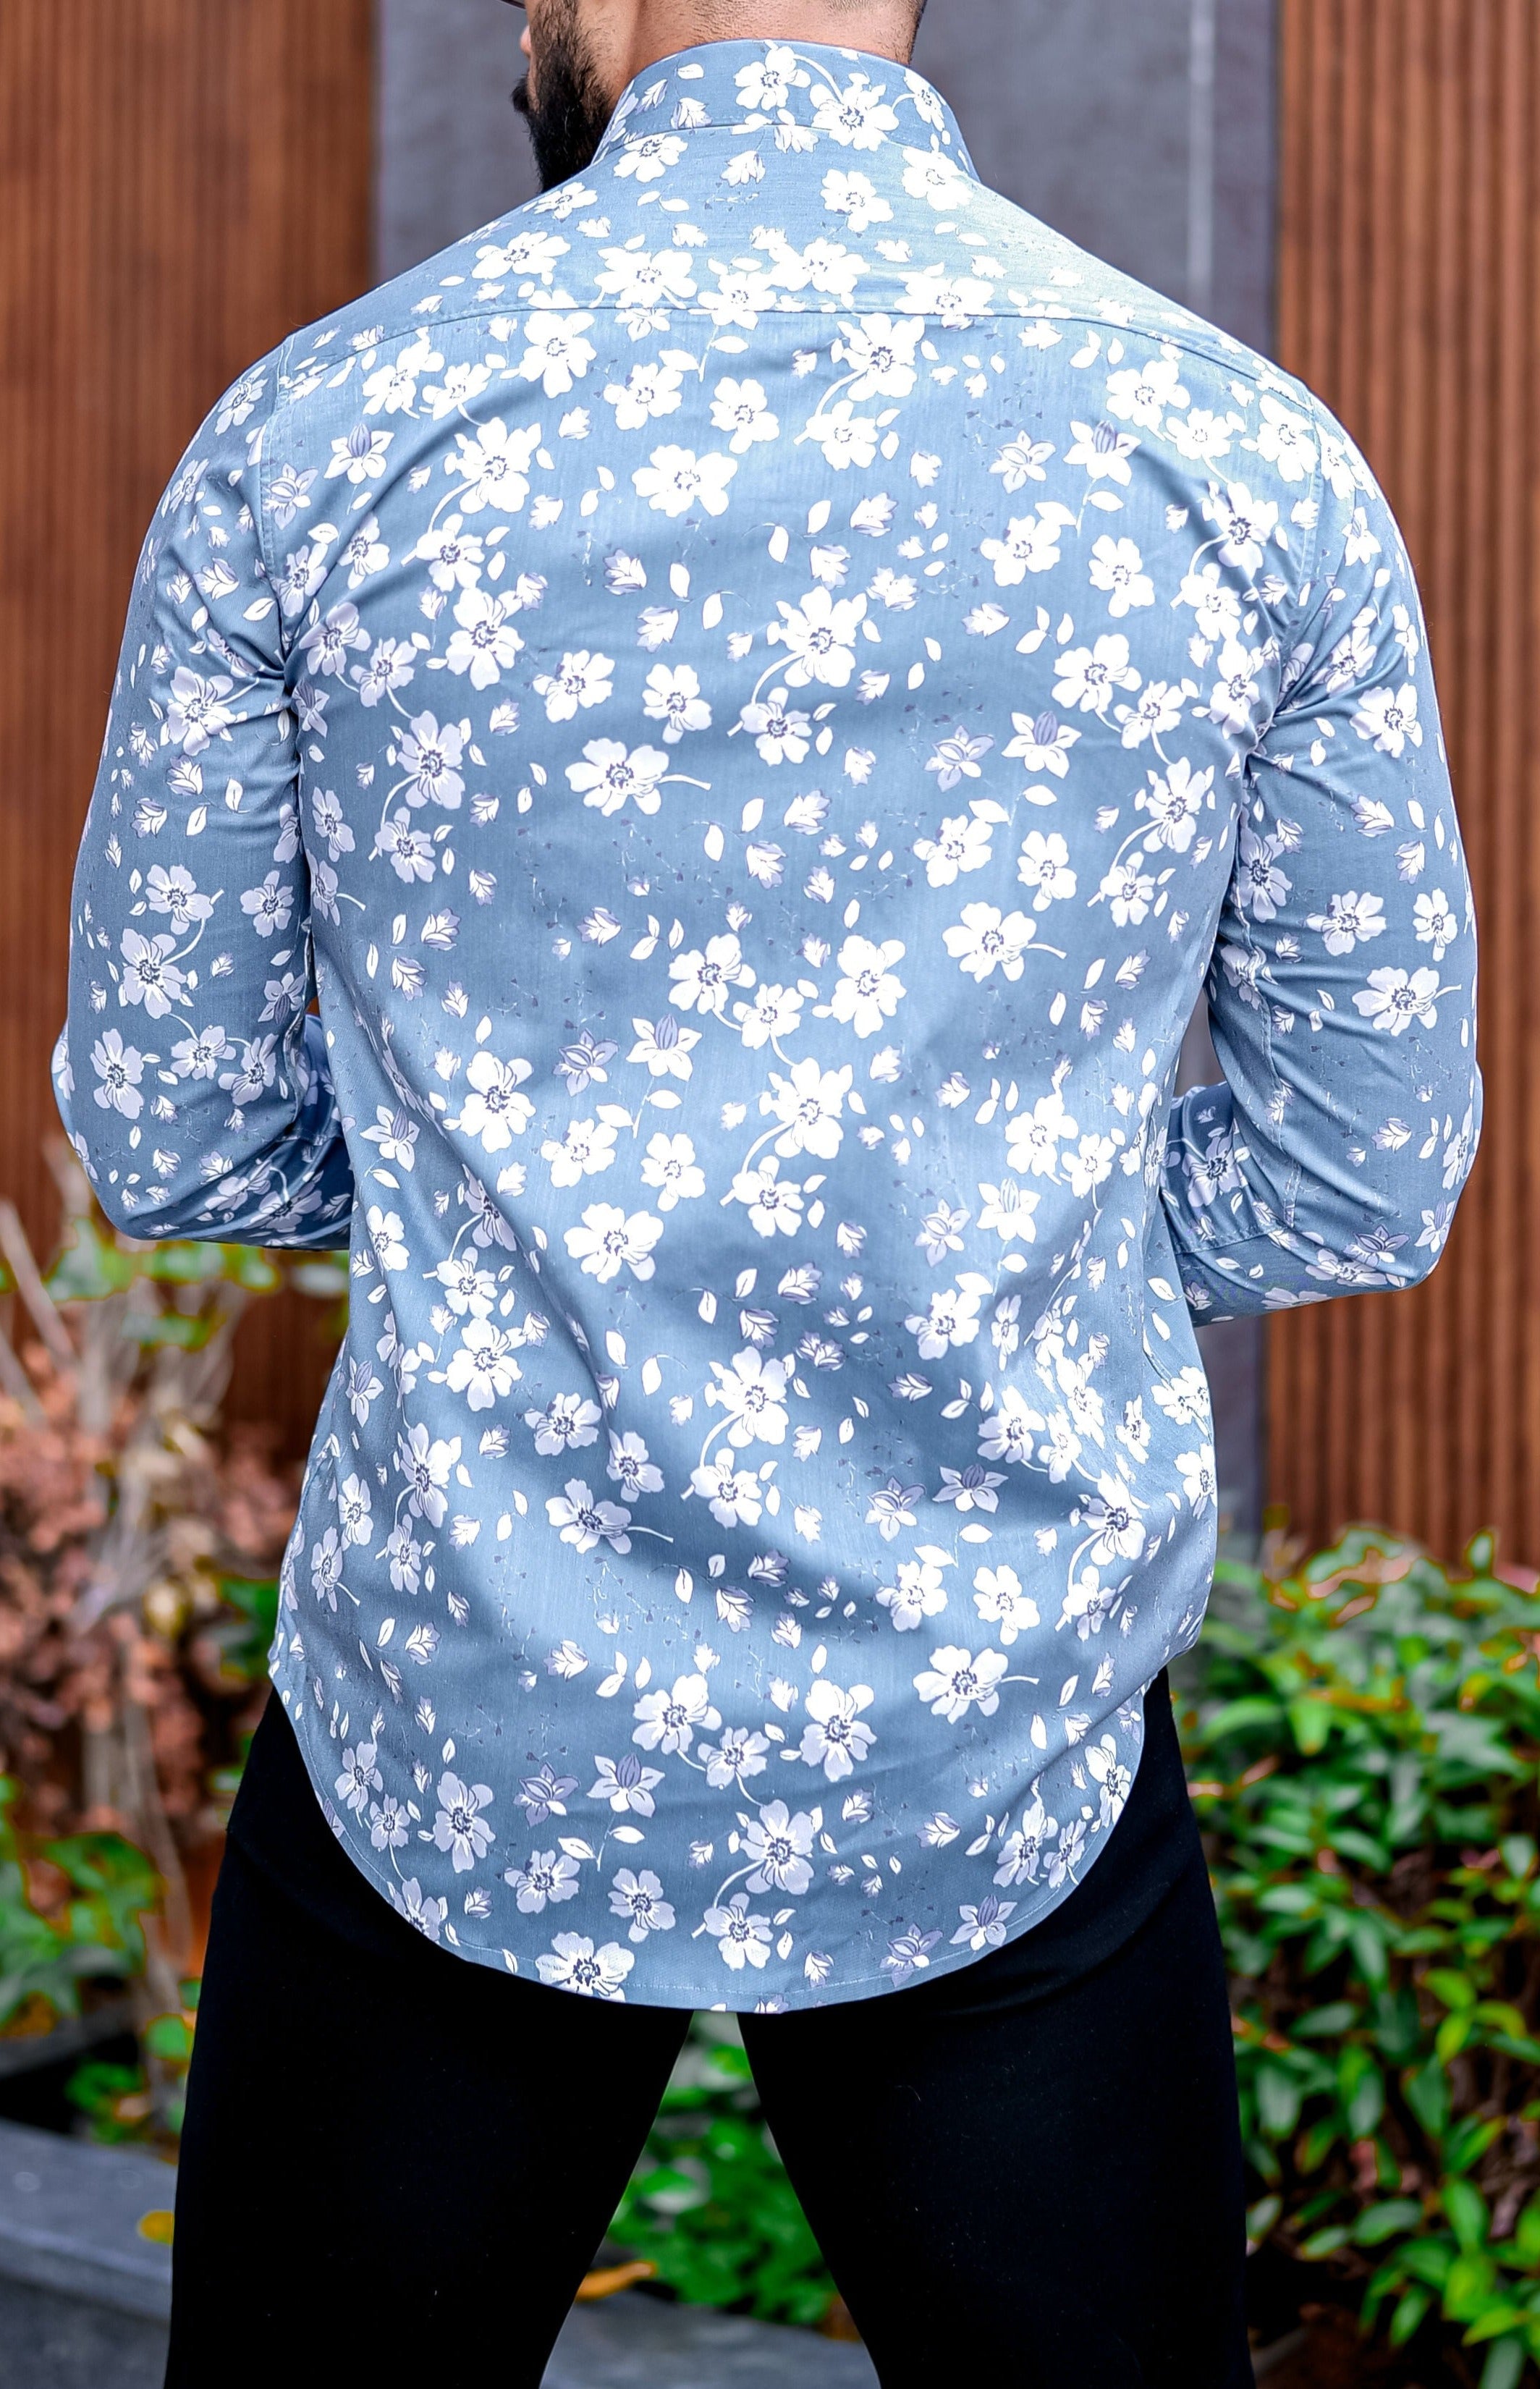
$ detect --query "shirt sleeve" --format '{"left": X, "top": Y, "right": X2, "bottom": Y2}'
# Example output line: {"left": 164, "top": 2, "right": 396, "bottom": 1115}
{"left": 1160, "top": 402, "right": 1481, "bottom": 1322}
{"left": 55, "top": 360, "right": 355, "bottom": 1251}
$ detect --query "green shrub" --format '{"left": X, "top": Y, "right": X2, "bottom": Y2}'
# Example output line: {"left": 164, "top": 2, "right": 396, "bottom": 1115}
{"left": 1182, "top": 1526, "right": 1540, "bottom": 2389}
{"left": 0, "top": 1778, "right": 158, "bottom": 2031}
{"left": 608, "top": 2016, "right": 834, "bottom": 2327}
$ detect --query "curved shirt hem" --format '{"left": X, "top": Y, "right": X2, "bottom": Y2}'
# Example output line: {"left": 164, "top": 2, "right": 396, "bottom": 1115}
{"left": 268, "top": 1663, "right": 1150, "bottom": 2014}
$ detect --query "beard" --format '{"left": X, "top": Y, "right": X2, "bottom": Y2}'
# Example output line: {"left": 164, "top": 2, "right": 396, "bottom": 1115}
{"left": 512, "top": 2, "right": 613, "bottom": 191}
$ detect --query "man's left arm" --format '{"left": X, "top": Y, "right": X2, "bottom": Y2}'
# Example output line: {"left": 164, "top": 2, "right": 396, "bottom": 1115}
{"left": 1162, "top": 410, "right": 1481, "bottom": 1319}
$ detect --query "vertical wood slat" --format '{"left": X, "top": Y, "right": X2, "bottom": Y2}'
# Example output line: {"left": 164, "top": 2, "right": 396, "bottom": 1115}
{"left": 0, "top": 1, "right": 373, "bottom": 1446}
{"left": 1272, "top": 1, "right": 1540, "bottom": 1562}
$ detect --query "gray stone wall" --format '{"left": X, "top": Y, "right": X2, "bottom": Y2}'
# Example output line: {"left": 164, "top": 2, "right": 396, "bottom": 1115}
{"left": 376, "top": 0, "right": 541, "bottom": 279}
{"left": 378, "top": 0, "right": 1275, "bottom": 348}
{"left": 913, "top": 0, "right": 1274, "bottom": 344}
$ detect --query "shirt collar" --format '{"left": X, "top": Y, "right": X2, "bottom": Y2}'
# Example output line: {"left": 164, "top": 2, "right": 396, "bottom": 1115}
{"left": 592, "top": 38, "right": 978, "bottom": 182}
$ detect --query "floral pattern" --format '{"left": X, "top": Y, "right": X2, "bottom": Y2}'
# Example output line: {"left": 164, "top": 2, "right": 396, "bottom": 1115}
{"left": 59, "top": 41, "right": 1479, "bottom": 2008}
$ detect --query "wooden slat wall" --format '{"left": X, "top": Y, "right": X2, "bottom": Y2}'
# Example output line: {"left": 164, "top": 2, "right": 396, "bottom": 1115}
{"left": 1271, "top": 1, "right": 1540, "bottom": 1561}
{"left": 0, "top": 1, "right": 372, "bottom": 1445}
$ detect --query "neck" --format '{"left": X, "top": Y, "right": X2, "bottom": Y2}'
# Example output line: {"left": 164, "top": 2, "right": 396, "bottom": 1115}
{"left": 603, "top": 8, "right": 918, "bottom": 95}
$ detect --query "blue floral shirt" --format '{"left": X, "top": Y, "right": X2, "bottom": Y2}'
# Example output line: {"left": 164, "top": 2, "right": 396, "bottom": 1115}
{"left": 59, "top": 41, "right": 1480, "bottom": 2009}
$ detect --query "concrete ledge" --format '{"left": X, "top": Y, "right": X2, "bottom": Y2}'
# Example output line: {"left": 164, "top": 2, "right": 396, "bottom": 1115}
{"left": 547, "top": 2294, "right": 878, "bottom": 2387}
{"left": 0, "top": 2117, "right": 879, "bottom": 2386}
{"left": 0, "top": 2117, "right": 172, "bottom": 2321}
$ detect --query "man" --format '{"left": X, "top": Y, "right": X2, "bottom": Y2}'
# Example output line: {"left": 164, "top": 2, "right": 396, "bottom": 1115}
{"left": 59, "top": 1, "right": 1478, "bottom": 2381}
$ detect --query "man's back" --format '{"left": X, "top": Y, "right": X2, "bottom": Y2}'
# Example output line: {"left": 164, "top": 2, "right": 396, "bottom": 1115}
{"left": 62, "top": 38, "right": 1477, "bottom": 2006}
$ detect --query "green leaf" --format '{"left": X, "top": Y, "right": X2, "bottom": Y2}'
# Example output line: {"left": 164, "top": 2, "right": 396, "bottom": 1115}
{"left": 1287, "top": 1696, "right": 1332, "bottom": 1755}
{"left": 1348, "top": 1913, "right": 1391, "bottom": 1985}
{"left": 1200, "top": 1695, "right": 1285, "bottom": 1744}
{"left": 1512, "top": 2198, "right": 1540, "bottom": 2266}
{"left": 1292, "top": 2001, "right": 1358, "bottom": 2039}
{"left": 1245, "top": 2195, "right": 1282, "bottom": 2246}
{"left": 44, "top": 1219, "right": 135, "bottom": 1301}
{"left": 1444, "top": 2180, "right": 1492, "bottom": 2254}
{"left": 1339, "top": 2046, "right": 1385, "bottom": 2138}
{"left": 1254, "top": 2063, "right": 1302, "bottom": 2139}
{"left": 1388, "top": 2284, "right": 1432, "bottom": 2346}
{"left": 1426, "top": 1968, "right": 1479, "bottom": 2010}
{"left": 1478, "top": 2339, "right": 1526, "bottom": 2389}
{"left": 1404, "top": 2056, "right": 1450, "bottom": 2138}
{"left": 142, "top": 2013, "right": 192, "bottom": 2063}
{"left": 217, "top": 1246, "right": 283, "bottom": 1293}
{"left": 1354, "top": 2200, "right": 1424, "bottom": 2247}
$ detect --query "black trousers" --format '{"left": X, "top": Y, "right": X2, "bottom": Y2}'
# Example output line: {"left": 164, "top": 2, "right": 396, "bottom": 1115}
{"left": 168, "top": 1681, "right": 1252, "bottom": 2389}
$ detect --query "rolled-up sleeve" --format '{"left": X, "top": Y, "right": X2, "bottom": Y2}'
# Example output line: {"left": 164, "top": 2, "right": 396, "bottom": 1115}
{"left": 1162, "top": 405, "right": 1481, "bottom": 1319}
{"left": 56, "top": 361, "right": 354, "bottom": 1249}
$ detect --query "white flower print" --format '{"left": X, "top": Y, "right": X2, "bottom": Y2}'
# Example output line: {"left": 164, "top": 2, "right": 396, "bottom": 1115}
{"left": 913, "top": 1646, "right": 1010, "bottom": 1722}
{"left": 505, "top": 1849, "right": 582, "bottom": 1913}
{"left": 632, "top": 446, "right": 739, "bottom": 517}
{"left": 395, "top": 1426, "right": 460, "bottom": 1528}
{"left": 642, "top": 664, "right": 711, "bottom": 742}
{"left": 1353, "top": 682, "right": 1423, "bottom": 756}
{"left": 452, "top": 1050, "right": 535, "bottom": 1149}
{"left": 762, "top": 1058, "right": 852, "bottom": 1157}
{"left": 535, "top": 1935, "right": 635, "bottom": 1998}
{"left": 1088, "top": 534, "right": 1155, "bottom": 616}
{"left": 830, "top": 935, "right": 905, "bottom": 1036}
{"left": 821, "top": 166, "right": 892, "bottom": 233}
{"left": 710, "top": 376, "right": 780, "bottom": 452}
{"left": 563, "top": 1204, "right": 665, "bottom": 1283}
{"left": 1177, "top": 1443, "right": 1217, "bottom": 1512}
{"left": 1414, "top": 887, "right": 1459, "bottom": 961}
{"left": 768, "top": 586, "right": 868, "bottom": 688}
{"left": 811, "top": 73, "right": 900, "bottom": 149}
{"left": 546, "top": 1479, "right": 633, "bottom": 1555}
{"left": 704, "top": 1893, "right": 775, "bottom": 1971}
{"left": 517, "top": 311, "right": 597, "bottom": 397}
{"left": 444, "top": 588, "right": 525, "bottom": 688}
{"left": 609, "top": 1869, "right": 676, "bottom": 1941}
{"left": 738, "top": 687, "right": 812, "bottom": 764}
{"left": 981, "top": 503, "right": 1075, "bottom": 585}
{"left": 729, "top": 1159, "right": 805, "bottom": 1238}
{"left": 943, "top": 903, "right": 1038, "bottom": 982}
{"left": 971, "top": 1566, "right": 1040, "bottom": 1644}
{"left": 1353, "top": 966, "right": 1444, "bottom": 1034}
{"left": 165, "top": 668, "right": 234, "bottom": 754}
{"left": 433, "top": 1772, "right": 495, "bottom": 1872}
{"left": 640, "top": 1131, "right": 705, "bottom": 1208}
{"left": 634, "top": 1673, "right": 719, "bottom": 1756}
{"left": 1104, "top": 353, "right": 1189, "bottom": 428}
{"left": 444, "top": 1319, "right": 522, "bottom": 1410}
{"left": 670, "top": 934, "right": 754, "bottom": 1018}
{"left": 525, "top": 1392, "right": 602, "bottom": 1455}
{"left": 446, "top": 417, "right": 541, "bottom": 514}
{"left": 742, "top": 1801, "right": 817, "bottom": 1896}
{"left": 566, "top": 740, "right": 671, "bottom": 816}
{"left": 914, "top": 809, "right": 996, "bottom": 888}
{"left": 533, "top": 649, "right": 614, "bottom": 722}
{"left": 604, "top": 357, "right": 687, "bottom": 428}
{"left": 706, "top": 1350, "right": 792, "bottom": 1447}
{"left": 1004, "top": 709, "right": 1080, "bottom": 776}
{"left": 877, "top": 1558, "right": 949, "bottom": 1631}
{"left": 798, "top": 1679, "right": 876, "bottom": 1780}
{"left": 1054, "top": 635, "right": 1140, "bottom": 714}
{"left": 1308, "top": 891, "right": 1387, "bottom": 955}
{"left": 1017, "top": 830, "right": 1078, "bottom": 908}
